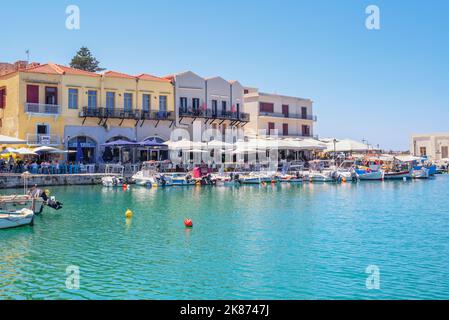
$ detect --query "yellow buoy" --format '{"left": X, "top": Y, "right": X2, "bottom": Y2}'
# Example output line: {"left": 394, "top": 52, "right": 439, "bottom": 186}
{"left": 125, "top": 209, "right": 133, "bottom": 218}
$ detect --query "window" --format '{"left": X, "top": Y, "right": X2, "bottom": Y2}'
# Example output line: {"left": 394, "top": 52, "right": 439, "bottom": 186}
{"left": 283, "top": 123, "right": 288, "bottom": 136}
{"left": 244, "top": 89, "right": 249, "bottom": 94}
{"left": 222, "top": 101, "right": 227, "bottom": 115}
{"left": 0, "top": 87, "right": 6, "bottom": 109}
{"left": 236, "top": 103, "right": 240, "bottom": 115}
{"left": 124, "top": 93, "right": 133, "bottom": 111}
{"left": 68, "top": 89, "right": 78, "bottom": 109}
{"left": 87, "top": 90, "right": 97, "bottom": 108}
{"left": 419, "top": 147, "right": 427, "bottom": 156}
{"left": 37, "top": 124, "right": 49, "bottom": 135}
{"left": 142, "top": 94, "right": 151, "bottom": 112}
{"left": 192, "top": 98, "right": 200, "bottom": 110}
{"left": 159, "top": 95, "right": 167, "bottom": 112}
{"left": 27, "top": 85, "right": 39, "bottom": 104}
{"left": 260, "top": 102, "right": 274, "bottom": 113}
{"left": 180, "top": 97, "right": 187, "bottom": 111}
{"left": 106, "top": 92, "right": 115, "bottom": 110}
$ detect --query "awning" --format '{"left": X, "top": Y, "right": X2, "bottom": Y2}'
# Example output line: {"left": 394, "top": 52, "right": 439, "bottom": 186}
{"left": 0, "top": 135, "right": 26, "bottom": 144}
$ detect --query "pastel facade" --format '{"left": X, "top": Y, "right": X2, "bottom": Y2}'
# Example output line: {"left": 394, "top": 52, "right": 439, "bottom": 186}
{"left": 0, "top": 63, "right": 174, "bottom": 162}
{"left": 166, "top": 71, "right": 249, "bottom": 141}
{"left": 243, "top": 87, "right": 316, "bottom": 139}
{"left": 411, "top": 133, "right": 449, "bottom": 160}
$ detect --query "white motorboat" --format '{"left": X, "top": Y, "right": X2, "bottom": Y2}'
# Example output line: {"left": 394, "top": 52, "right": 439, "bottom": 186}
{"left": 356, "top": 170, "right": 384, "bottom": 180}
{"left": 309, "top": 170, "right": 338, "bottom": 182}
{"left": 102, "top": 176, "right": 125, "bottom": 187}
{"left": 239, "top": 172, "right": 275, "bottom": 184}
{"left": 165, "top": 173, "right": 196, "bottom": 186}
{"left": 278, "top": 173, "right": 303, "bottom": 183}
{"left": 412, "top": 167, "right": 430, "bottom": 179}
{"left": 0, "top": 208, "right": 34, "bottom": 230}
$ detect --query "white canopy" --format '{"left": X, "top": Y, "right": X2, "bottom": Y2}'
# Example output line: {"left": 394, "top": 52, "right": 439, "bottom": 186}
{"left": 394, "top": 155, "right": 422, "bottom": 162}
{"left": 0, "top": 135, "right": 26, "bottom": 144}
{"left": 15, "top": 148, "right": 38, "bottom": 156}
{"left": 166, "top": 139, "right": 206, "bottom": 150}
{"left": 33, "top": 146, "right": 59, "bottom": 153}
{"left": 325, "top": 139, "right": 371, "bottom": 153}
{"left": 206, "top": 140, "right": 234, "bottom": 150}
{"left": 1, "top": 147, "right": 18, "bottom": 154}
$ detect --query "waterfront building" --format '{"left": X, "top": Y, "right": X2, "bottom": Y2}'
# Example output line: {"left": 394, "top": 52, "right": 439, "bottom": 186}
{"left": 411, "top": 133, "right": 449, "bottom": 160}
{"left": 164, "top": 71, "right": 249, "bottom": 142}
{"left": 0, "top": 62, "right": 175, "bottom": 163}
{"left": 243, "top": 87, "right": 317, "bottom": 139}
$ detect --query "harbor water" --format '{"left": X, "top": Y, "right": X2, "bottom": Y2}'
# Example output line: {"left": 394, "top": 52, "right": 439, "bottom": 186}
{"left": 1, "top": 176, "right": 449, "bottom": 299}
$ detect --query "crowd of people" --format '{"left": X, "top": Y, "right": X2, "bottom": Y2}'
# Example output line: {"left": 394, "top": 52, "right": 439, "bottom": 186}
{"left": 0, "top": 155, "right": 84, "bottom": 174}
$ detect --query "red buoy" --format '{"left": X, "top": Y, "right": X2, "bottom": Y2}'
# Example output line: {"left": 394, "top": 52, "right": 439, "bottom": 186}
{"left": 184, "top": 218, "right": 193, "bottom": 228}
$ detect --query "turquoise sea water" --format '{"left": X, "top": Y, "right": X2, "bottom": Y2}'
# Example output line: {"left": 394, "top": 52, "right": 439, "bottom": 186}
{"left": 1, "top": 176, "right": 449, "bottom": 300}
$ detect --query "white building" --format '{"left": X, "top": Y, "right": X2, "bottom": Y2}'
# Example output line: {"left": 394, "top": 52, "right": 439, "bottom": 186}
{"left": 411, "top": 133, "right": 449, "bottom": 160}
{"left": 243, "top": 87, "right": 316, "bottom": 139}
{"left": 164, "top": 71, "right": 249, "bottom": 141}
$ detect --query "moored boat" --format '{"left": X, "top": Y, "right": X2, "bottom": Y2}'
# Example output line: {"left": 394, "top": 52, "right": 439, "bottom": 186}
{"left": 101, "top": 176, "right": 125, "bottom": 187}
{"left": 355, "top": 169, "right": 384, "bottom": 180}
{"left": 0, "top": 195, "right": 45, "bottom": 215}
{"left": 0, "top": 208, "right": 34, "bottom": 230}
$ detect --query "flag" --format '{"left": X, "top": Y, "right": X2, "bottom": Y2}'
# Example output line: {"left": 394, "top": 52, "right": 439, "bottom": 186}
{"left": 231, "top": 104, "right": 236, "bottom": 113}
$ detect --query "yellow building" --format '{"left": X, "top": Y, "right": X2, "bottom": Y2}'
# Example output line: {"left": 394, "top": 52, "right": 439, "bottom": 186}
{"left": 0, "top": 63, "right": 175, "bottom": 162}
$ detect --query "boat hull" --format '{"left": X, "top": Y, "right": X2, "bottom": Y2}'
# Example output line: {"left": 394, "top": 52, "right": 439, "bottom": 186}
{"left": 0, "top": 209, "right": 34, "bottom": 230}
{"left": 357, "top": 171, "right": 384, "bottom": 181}
{"left": 384, "top": 171, "right": 413, "bottom": 180}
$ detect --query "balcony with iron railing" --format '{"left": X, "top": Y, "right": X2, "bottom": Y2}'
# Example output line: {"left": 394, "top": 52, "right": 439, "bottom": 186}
{"left": 259, "top": 111, "right": 317, "bottom": 121}
{"left": 26, "top": 134, "right": 61, "bottom": 146}
{"left": 80, "top": 107, "right": 175, "bottom": 121}
{"left": 277, "top": 132, "right": 319, "bottom": 139}
{"left": 179, "top": 107, "right": 250, "bottom": 122}
{"left": 24, "top": 103, "right": 61, "bottom": 115}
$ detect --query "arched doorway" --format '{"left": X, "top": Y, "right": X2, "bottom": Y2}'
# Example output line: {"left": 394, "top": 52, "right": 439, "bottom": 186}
{"left": 67, "top": 136, "right": 97, "bottom": 163}
{"left": 103, "top": 136, "right": 134, "bottom": 163}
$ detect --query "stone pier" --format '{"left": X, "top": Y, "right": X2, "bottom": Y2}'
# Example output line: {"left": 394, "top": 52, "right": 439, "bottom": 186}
{"left": 0, "top": 174, "right": 109, "bottom": 189}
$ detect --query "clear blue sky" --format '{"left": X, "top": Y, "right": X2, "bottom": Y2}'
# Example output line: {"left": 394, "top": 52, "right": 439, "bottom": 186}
{"left": 1, "top": 0, "right": 448, "bottom": 150}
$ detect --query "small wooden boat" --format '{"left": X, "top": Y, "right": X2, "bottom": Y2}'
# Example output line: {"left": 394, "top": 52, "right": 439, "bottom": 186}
{"left": 0, "top": 208, "right": 34, "bottom": 230}
{"left": 355, "top": 169, "right": 384, "bottom": 180}
{"left": 383, "top": 170, "right": 413, "bottom": 180}
{"left": 0, "top": 195, "right": 45, "bottom": 215}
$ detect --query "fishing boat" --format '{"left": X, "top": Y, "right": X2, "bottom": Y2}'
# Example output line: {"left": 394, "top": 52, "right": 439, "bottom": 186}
{"left": 278, "top": 173, "right": 303, "bottom": 183}
{"left": 383, "top": 169, "right": 413, "bottom": 180}
{"left": 0, "top": 208, "right": 34, "bottom": 230}
{"left": 336, "top": 160, "right": 357, "bottom": 182}
{"left": 309, "top": 171, "right": 339, "bottom": 182}
{"left": 238, "top": 172, "right": 275, "bottom": 184}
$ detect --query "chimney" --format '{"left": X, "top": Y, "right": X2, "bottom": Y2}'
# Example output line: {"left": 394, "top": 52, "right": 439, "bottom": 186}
{"left": 27, "top": 62, "right": 40, "bottom": 69}
{"left": 14, "top": 60, "right": 28, "bottom": 70}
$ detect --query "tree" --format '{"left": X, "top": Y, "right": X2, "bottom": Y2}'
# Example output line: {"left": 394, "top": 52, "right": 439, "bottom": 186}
{"left": 69, "top": 47, "right": 105, "bottom": 72}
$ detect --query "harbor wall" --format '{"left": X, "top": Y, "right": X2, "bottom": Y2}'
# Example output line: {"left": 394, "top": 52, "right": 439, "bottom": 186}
{"left": 0, "top": 174, "right": 107, "bottom": 189}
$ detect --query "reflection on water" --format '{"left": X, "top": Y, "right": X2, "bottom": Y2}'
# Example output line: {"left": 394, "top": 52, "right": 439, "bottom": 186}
{"left": 1, "top": 177, "right": 449, "bottom": 299}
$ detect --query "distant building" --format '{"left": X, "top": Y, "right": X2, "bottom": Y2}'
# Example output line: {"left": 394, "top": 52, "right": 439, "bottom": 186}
{"left": 243, "top": 87, "right": 316, "bottom": 139}
{"left": 163, "top": 71, "right": 249, "bottom": 141}
{"left": 411, "top": 133, "right": 449, "bottom": 160}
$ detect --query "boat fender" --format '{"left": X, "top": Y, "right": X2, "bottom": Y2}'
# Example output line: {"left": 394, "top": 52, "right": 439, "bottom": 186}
{"left": 125, "top": 209, "right": 133, "bottom": 218}
{"left": 184, "top": 218, "right": 193, "bottom": 228}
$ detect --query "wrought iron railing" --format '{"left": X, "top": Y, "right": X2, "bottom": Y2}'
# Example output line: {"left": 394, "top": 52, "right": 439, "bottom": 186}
{"left": 179, "top": 108, "right": 250, "bottom": 122}
{"left": 80, "top": 107, "right": 175, "bottom": 121}
{"left": 259, "top": 111, "right": 316, "bottom": 121}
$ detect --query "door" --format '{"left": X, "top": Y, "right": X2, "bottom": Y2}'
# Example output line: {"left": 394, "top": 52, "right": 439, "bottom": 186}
{"left": 212, "top": 100, "right": 218, "bottom": 116}
{"left": 45, "top": 87, "right": 58, "bottom": 105}
{"left": 283, "top": 123, "right": 288, "bottom": 136}
{"left": 282, "top": 105, "right": 289, "bottom": 117}
{"left": 301, "top": 107, "right": 307, "bottom": 119}
{"left": 442, "top": 146, "right": 448, "bottom": 159}
{"left": 27, "top": 85, "right": 39, "bottom": 103}
{"left": 268, "top": 122, "right": 275, "bottom": 135}
{"left": 302, "top": 125, "right": 310, "bottom": 136}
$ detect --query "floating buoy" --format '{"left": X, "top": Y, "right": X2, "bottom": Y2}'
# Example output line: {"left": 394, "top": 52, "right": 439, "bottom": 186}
{"left": 403, "top": 177, "right": 407, "bottom": 182}
{"left": 122, "top": 184, "right": 127, "bottom": 190}
{"left": 271, "top": 180, "right": 277, "bottom": 184}
{"left": 184, "top": 218, "right": 193, "bottom": 228}
{"left": 342, "top": 177, "right": 347, "bottom": 183}
{"left": 125, "top": 209, "right": 133, "bottom": 218}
